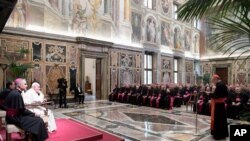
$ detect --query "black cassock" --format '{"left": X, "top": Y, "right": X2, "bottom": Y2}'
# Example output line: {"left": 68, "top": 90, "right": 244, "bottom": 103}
{"left": 3, "top": 89, "right": 48, "bottom": 141}
{"left": 210, "top": 81, "right": 229, "bottom": 140}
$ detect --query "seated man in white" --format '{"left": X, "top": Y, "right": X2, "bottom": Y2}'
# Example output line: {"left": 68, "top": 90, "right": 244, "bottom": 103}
{"left": 23, "top": 82, "right": 57, "bottom": 132}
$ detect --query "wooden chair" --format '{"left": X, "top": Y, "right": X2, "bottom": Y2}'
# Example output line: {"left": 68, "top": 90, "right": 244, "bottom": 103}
{"left": 186, "top": 92, "right": 198, "bottom": 111}
{"left": 6, "top": 124, "right": 24, "bottom": 141}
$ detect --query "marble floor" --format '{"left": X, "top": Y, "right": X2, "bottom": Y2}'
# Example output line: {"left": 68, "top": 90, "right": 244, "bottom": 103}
{"left": 52, "top": 100, "right": 243, "bottom": 141}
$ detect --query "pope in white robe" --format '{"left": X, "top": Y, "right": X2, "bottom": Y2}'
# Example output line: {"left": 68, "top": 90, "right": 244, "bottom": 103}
{"left": 23, "top": 82, "right": 57, "bottom": 132}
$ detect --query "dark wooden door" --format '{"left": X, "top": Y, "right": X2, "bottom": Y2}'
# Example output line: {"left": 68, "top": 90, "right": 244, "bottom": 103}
{"left": 96, "top": 59, "right": 101, "bottom": 100}
{"left": 216, "top": 68, "right": 228, "bottom": 85}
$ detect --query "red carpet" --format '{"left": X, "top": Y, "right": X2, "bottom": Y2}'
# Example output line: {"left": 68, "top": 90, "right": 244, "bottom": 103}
{"left": 0, "top": 119, "right": 124, "bottom": 141}
{"left": 47, "top": 118, "right": 124, "bottom": 141}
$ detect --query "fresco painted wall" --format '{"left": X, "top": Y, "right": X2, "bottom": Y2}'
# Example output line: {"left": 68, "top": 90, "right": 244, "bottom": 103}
{"left": 5, "top": 0, "right": 200, "bottom": 54}
{"left": 1, "top": 0, "right": 203, "bottom": 95}
{"left": 6, "top": 0, "right": 113, "bottom": 38}
{"left": 161, "top": 21, "right": 171, "bottom": 47}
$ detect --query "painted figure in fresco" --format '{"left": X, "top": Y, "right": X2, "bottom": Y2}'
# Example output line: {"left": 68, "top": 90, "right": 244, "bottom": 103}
{"left": 184, "top": 31, "right": 191, "bottom": 51}
{"left": 132, "top": 13, "right": 141, "bottom": 43}
{"left": 72, "top": 5, "right": 87, "bottom": 35}
{"left": 162, "top": 0, "right": 169, "bottom": 13}
{"left": 163, "top": 72, "right": 170, "bottom": 83}
{"left": 7, "top": 0, "right": 28, "bottom": 28}
{"left": 15, "top": 0, "right": 26, "bottom": 28}
{"left": 193, "top": 35, "right": 199, "bottom": 53}
{"left": 146, "top": 18, "right": 156, "bottom": 42}
{"left": 174, "top": 27, "right": 181, "bottom": 49}
{"left": 161, "top": 23, "right": 170, "bottom": 46}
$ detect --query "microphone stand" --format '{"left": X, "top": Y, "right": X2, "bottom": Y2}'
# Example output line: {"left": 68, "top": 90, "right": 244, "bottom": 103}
{"left": 194, "top": 92, "right": 200, "bottom": 136}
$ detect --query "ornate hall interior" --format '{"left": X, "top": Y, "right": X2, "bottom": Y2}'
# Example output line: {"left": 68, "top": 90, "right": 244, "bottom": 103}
{"left": 0, "top": 0, "right": 249, "bottom": 141}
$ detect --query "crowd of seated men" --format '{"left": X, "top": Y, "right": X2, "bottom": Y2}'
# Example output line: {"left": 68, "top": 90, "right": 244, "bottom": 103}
{"left": 196, "top": 84, "right": 250, "bottom": 120}
{"left": 109, "top": 83, "right": 250, "bottom": 120}
{"left": 109, "top": 83, "right": 198, "bottom": 110}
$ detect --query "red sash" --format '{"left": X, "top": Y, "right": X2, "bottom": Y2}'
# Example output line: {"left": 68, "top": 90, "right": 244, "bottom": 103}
{"left": 6, "top": 108, "right": 19, "bottom": 116}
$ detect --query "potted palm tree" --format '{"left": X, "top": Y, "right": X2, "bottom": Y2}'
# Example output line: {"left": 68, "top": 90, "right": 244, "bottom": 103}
{"left": 3, "top": 47, "right": 32, "bottom": 79}
{"left": 8, "top": 62, "right": 33, "bottom": 78}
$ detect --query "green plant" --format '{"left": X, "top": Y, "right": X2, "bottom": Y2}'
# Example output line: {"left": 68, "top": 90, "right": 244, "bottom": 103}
{"left": 19, "top": 47, "right": 29, "bottom": 54}
{"left": 9, "top": 62, "right": 33, "bottom": 78}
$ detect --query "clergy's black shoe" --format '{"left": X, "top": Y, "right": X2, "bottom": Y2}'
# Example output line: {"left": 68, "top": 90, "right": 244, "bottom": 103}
{"left": 213, "top": 136, "right": 226, "bottom": 140}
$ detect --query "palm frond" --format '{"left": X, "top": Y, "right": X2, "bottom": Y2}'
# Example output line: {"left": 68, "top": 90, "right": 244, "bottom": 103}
{"left": 177, "top": 0, "right": 250, "bottom": 22}
{"left": 235, "top": 49, "right": 250, "bottom": 60}
{"left": 243, "top": 54, "right": 250, "bottom": 62}
{"left": 206, "top": 14, "right": 250, "bottom": 56}
{"left": 178, "top": 0, "right": 250, "bottom": 59}
{"left": 227, "top": 43, "right": 250, "bottom": 56}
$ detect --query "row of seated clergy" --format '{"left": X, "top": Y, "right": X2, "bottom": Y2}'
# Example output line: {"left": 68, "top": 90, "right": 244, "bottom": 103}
{"left": 22, "top": 82, "right": 57, "bottom": 132}
{"left": 195, "top": 90, "right": 250, "bottom": 119}
{"left": 109, "top": 85, "right": 191, "bottom": 109}
{"left": 111, "top": 87, "right": 177, "bottom": 109}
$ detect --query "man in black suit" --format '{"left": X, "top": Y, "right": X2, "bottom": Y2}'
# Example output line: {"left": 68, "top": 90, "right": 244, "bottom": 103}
{"left": 0, "top": 81, "right": 15, "bottom": 110}
{"left": 58, "top": 78, "right": 68, "bottom": 108}
{"left": 75, "top": 84, "right": 85, "bottom": 104}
